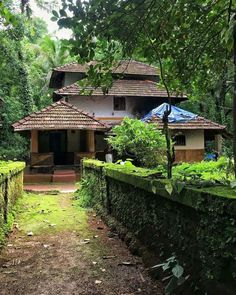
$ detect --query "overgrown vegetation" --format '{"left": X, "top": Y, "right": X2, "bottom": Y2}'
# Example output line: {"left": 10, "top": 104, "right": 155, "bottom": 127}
{"left": 172, "top": 157, "right": 234, "bottom": 182}
{"left": 107, "top": 118, "right": 167, "bottom": 168}
{"left": 0, "top": 1, "right": 75, "bottom": 161}
{"left": 0, "top": 161, "right": 25, "bottom": 248}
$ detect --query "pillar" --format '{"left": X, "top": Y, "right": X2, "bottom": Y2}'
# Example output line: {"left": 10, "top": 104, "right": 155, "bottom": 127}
{"left": 215, "top": 134, "right": 222, "bottom": 155}
{"left": 31, "top": 130, "right": 38, "bottom": 153}
{"left": 86, "top": 130, "right": 95, "bottom": 153}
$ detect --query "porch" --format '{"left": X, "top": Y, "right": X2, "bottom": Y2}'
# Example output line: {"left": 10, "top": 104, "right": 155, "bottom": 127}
{"left": 29, "top": 129, "right": 103, "bottom": 167}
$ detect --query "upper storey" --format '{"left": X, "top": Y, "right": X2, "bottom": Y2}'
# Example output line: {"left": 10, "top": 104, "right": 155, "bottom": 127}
{"left": 49, "top": 60, "right": 159, "bottom": 89}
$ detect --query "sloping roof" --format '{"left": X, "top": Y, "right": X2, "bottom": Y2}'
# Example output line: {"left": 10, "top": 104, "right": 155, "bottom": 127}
{"left": 53, "top": 60, "right": 158, "bottom": 76}
{"left": 54, "top": 80, "right": 187, "bottom": 100}
{"left": 13, "top": 101, "right": 108, "bottom": 131}
{"left": 147, "top": 115, "right": 226, "bottom": 130}
{"left": 143, "top": 103, "right": 225, "bottom": 131}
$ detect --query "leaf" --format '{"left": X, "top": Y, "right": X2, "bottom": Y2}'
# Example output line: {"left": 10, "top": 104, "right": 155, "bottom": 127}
{"left": 175, "top": 181, "right": 185, "bottom": 194}
{"left": 52, "top": 10, "right": 59, "bottom": 18}
{"left": 230, "top": 180, "right": 236, "bottom": 189}
{"left": 150, "top": 263, "right": 165, "bottom": 269}
{"left": 51, "top": 16, "right": 58, "bottom": 22}
{"left": 172, "top": 265, "right": 184, "bottom": 278}
{"left": 165, "top": 183, "right": 173, "bottom": 195}
{"left": 59, "top": 9, "right": 67, "bottom": 17}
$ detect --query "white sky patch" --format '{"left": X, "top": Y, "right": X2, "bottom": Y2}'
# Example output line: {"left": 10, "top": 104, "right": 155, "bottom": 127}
{"left": 31, "top": 0, "right": 72, "bottom": 39}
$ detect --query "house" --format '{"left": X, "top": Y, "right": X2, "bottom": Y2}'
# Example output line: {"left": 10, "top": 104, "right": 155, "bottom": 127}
{"left": 12, "top": 60, "right": 186, "bottom": 169}
{"left": 142, "top": 103, "right": 226, "bottom": 162}
{"left": 12, "top": 60, "right": 225, "bottom": 172}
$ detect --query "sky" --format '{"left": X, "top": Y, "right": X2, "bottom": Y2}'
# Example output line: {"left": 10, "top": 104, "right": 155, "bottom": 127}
{"left": 31, "top": 0, "right": 72, "bottom": 39}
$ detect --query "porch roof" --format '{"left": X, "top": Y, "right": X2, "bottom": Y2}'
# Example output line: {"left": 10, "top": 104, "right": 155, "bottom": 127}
{"left": 53, "top": 79, "right": 187, "bottom": 101}
{"left": 12, "top": 101, "right": 108, "bottom": 131}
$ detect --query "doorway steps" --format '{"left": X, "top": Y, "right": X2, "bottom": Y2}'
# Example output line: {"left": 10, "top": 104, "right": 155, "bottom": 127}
{"left": 52, "top": 169, "right": 77, "bottom": 183}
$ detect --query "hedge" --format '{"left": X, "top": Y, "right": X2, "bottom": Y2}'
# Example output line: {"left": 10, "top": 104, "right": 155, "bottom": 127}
{"left": 82, "top": 159, "right": 236, "bottom": 295}
{"left": 0, "top": 161, "right": 25, "bottom": 247}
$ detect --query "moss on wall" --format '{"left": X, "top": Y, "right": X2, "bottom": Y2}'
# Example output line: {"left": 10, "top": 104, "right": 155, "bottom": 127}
{"left": 0, "top": 161, "right": 25, "bottom": 247}
{"left": 82, "top": 159, "right": 236, "bottom": 294}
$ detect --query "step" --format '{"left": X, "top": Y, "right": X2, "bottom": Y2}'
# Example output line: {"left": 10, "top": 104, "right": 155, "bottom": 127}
{"left": 52, "top": 174, "right": 76, "bottom": 183}
{"left": 53, "top": 170, "right": 75, "bottom": 175}
{"left": 24, "top": 174, "right": 52, "bottom": 183}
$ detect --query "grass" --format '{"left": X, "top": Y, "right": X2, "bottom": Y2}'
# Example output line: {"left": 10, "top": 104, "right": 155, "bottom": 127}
{"left": 16, "top": 192, "right": 90, "bottom": 236}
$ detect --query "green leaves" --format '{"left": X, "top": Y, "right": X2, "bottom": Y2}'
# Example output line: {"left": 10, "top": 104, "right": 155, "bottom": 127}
{"left": 172, "top": 264, "right": 184, "bottom": 278}
{"left": 107, "top": 118, "right": 167, "bottom": 168}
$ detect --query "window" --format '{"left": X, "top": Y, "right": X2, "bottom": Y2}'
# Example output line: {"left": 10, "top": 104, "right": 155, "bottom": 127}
{"left": 114, "top": 96, "right": 126, "bottom": 111}
{"left": 174, "top": 134, "right": 186, "bottom": 146}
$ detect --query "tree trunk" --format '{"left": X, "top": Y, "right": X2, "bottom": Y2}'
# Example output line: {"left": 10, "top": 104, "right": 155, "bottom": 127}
{"left": 233, "top": 14, "right": 236, "bottom": 177}
{"left": 163, "top": 106, "right": 174, "bottom": 179}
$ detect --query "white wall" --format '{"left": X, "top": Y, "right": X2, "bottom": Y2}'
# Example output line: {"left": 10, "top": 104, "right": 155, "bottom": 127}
{"left": 68, "top": 95, "right": 136, "bottom": 118}
{"left": 174, "top": 130, "right": 204, "bottom": 150}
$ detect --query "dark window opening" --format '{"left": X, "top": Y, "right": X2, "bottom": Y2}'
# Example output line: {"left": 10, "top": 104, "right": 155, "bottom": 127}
{"left": 174, "top": 135, "right": 186, "bottom": 146}
{"left": 114, "top": 96, "right": 126, "bottom": 111}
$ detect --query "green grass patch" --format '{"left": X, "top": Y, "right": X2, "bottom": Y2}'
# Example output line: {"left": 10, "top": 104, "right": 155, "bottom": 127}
{"left": 16, "top": 193, "right": 90, "bottom": 236}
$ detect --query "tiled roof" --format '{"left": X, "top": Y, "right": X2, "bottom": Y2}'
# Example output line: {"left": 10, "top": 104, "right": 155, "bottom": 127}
{"left": 148, "top": 116, "right": 226, "bottom": 130}
{"left": 13, "top": 101, "right": 108, "bottom": 131}
{"left": 54, "top": 80, "right": 187, "bottom": 99}
{"left": 53, "top": 60, "right": 158, "bottom": 76}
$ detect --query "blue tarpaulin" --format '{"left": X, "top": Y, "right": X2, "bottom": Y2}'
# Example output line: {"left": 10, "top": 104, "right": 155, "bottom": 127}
{"left": 142, "top": 103, "right": 198, "bottom": 123}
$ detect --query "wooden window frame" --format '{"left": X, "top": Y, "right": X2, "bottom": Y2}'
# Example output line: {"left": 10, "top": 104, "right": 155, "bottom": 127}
{"left": 113, "top": 96, "right": 126, "bottom": 111}
{"left": 174, "top": 134, "right": 186, "bottom": 146}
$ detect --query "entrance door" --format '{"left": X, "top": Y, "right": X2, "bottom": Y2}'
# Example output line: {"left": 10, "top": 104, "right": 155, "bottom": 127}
{"left": 49, "top": 131, "right": 67, "bottom": 165}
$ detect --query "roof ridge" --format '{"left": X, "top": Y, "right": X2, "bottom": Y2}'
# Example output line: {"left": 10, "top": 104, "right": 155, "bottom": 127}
{"left": 54, "top": 61, "right": 77, "bottom": 71}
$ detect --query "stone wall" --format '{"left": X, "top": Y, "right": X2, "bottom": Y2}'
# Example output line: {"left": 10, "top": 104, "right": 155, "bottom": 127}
{"left": 82, "top": 159, "right": 236, "bottom": 295}
{"left": 0, "top": 162, "right": 25, "bottom": 247}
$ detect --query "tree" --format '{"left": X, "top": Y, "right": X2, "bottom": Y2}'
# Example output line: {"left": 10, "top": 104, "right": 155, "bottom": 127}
{"left": 56, "top": 0, "right": 236, "bottom": 176}
{"left": 107, "top": 118, "right": 167, "bottom": 168}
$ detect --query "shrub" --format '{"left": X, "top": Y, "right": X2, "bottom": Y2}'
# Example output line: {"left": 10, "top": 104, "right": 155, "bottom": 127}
{"left": 107, "top": 118, "right": 167, "bottom": 168}
{"left": 172, "top": 157, "right": 233, "bottom": 181}
{"left": 75, "top": 175, "right": 98, "bottom": 208}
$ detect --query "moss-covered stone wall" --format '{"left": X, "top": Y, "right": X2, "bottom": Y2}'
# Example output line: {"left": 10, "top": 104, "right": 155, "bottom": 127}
{"left": 0, "top": 162, "right": 25, "bottom": 247}
{"left": 82, "top": 159, "right": 236, "bottom": 295}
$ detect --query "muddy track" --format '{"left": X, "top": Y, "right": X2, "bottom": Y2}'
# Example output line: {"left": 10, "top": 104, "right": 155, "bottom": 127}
{"left": 0, "top": 193, "right": 162, "bottom": 295}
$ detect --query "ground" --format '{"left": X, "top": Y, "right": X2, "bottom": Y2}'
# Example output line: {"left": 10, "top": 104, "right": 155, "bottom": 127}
{"left": 0, "top": 192, "right": 162, "bottom": 295}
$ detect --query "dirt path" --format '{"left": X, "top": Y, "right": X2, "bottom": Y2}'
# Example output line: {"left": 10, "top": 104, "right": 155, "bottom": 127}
{"left": 0, "top": 192, "right": 162, "bottom": 295}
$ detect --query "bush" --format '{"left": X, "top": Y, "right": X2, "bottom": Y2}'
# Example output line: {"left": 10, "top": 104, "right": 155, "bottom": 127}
{"left": 75, "top": 175, "right": 98, "bottom": 208}
{"left": 0, "top": 133, "right": 29, "bottom": 161}
{"left": 107, "top": 118, "right": 167, "bottom": 168}
{"left": 172, "top": 157, "right": 233, "bottom": 181}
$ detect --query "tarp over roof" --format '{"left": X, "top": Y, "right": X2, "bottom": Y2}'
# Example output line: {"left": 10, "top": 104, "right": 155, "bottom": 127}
{"left": 13, "top": 100, "right": 108, "bottom": 131}
{"left": 54, "top": 80, "right": 187, "bottom": 101}
{"left": 142, "top": 103, "right": 197, "bottom": 122}
{"left": 142, "top": 103, "right": 226, "bottom": 131}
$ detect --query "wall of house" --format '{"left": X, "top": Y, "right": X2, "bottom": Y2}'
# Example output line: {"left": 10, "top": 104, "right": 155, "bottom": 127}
{"left": 174, "top": 130, "right": 204, "bottom": 150}
{"left": 68, "top": 95, "right": 163, "bottom": 119}
{"left": 173, "top": 130, "right": 205, "bottom": 162}
{"left": 68, "top": 95, "right": 135, "bottom": 119}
